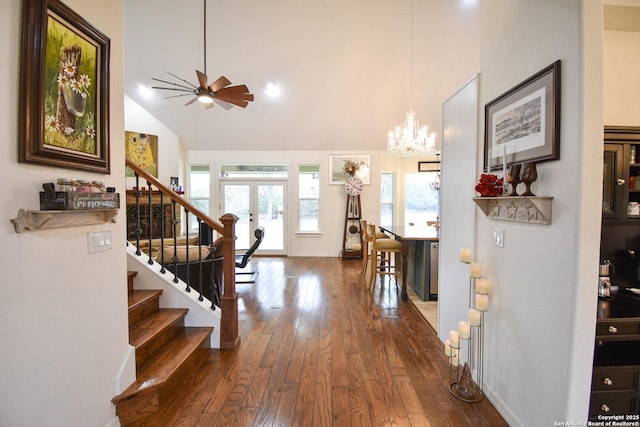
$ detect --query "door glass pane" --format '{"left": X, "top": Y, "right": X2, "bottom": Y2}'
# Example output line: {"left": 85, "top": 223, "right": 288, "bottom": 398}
{"left": 223, "top": 184, "right": 251, "bottom": 249}
{"left": 257, "top": 184, "right": 284, "bottom": 250}
{"left": 603, "top": 150, "right": 615, "bottom": 215}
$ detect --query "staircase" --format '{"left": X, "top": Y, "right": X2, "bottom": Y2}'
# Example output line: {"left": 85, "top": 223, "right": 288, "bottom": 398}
{"left": 112, "top": 271, "right": 213, "bottom": 425}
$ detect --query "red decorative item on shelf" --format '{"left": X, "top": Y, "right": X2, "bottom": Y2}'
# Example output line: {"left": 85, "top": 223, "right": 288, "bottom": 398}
{"left": 475, "top": 174, "right": 504, "bottom": 197}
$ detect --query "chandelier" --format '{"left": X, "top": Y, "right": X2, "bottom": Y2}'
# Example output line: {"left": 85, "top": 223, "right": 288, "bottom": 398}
{"left": 387, "top": 0, "right": 436, "bottom": 159}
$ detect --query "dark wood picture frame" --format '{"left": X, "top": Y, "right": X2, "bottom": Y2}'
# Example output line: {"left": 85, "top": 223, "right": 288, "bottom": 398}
{"left": 484, "top": 60, "right": 560, "bottom": 172}
{"left": 19, "top": 0, "right": 111, "bottom": 173}
{"left": 418, "top": 161, "right": 440, "bottom": 173}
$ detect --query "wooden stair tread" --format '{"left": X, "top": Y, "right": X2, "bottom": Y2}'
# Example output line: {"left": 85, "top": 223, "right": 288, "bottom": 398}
{"left": 129, "top": 308, "right": 188, "bottom": 348}
{"left": 128, "top": 289, "right": 162, "bottom": 311}
{"left": 113, "top": 327, "right": 212, "bottom": 403}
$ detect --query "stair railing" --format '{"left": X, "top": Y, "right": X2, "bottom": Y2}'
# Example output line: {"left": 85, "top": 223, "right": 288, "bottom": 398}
{"left": 126, "top": 159, "right": 241, "bottom": 349}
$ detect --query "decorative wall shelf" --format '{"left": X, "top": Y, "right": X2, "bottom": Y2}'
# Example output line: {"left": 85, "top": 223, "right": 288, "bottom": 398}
{"left": 473, "top": 196, "right": 553, "bottom": 225}
{"left": 11, "top": 208, "right": 118, "bottom": 233}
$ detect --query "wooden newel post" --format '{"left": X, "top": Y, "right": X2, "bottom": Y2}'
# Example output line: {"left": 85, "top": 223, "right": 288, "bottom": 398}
{"left": 219, "top": 213, "right": 240, "bottom": 349}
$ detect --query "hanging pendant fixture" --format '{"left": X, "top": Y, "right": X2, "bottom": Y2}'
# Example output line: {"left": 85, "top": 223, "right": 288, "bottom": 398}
{"left": 150, "top": 0, "right": 254, "bottom": 110}
{"left": 387, "top": 0, "right": 435, "bottom": 159}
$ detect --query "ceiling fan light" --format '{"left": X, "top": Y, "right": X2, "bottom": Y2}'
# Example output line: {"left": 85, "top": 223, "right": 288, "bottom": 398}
{"left": 197, "top": 93, "right": 213, "bottom": 104}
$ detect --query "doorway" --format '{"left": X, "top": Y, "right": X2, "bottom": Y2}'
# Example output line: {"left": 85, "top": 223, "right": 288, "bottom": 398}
{"left": 221, "top": 181, "right": 286, "bottom": 255}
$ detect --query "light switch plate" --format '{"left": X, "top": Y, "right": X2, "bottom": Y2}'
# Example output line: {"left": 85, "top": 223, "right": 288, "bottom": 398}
{"left": 493, "top": 228, "right": 504, "bottom": 248}
{"left": 88, "top": 230, "right": 112, "bottom": 253}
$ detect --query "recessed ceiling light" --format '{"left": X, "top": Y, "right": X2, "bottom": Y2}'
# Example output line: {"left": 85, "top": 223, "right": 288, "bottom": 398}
{"left": 265, "top": 83, "right": 281, "bottom": 98}
{"left": 138, "top": 84, "right": 153, "bottom": 98}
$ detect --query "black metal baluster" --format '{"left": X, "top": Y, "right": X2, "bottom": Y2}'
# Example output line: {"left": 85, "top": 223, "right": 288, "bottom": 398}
{"left": 159, "top": 191, "right": 165, "bottom": 273}
{"left": 184, "top": 211, "right": 191, "bottom": 292}
{"left": 196, "top": 217, "right": 204, "bottom": 302}
{"left": 171, "top": 199, "right": 179, "bottom": 284}
{"left": 146, "top": 181, "right": 153, "bottom": 264}
{"left": 133, "top": 174, "right": 142, "bottom": 256}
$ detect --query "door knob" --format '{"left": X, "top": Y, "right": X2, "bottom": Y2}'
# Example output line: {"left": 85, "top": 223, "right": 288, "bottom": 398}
{"left": 617, "top": 178, "right": 625, "bottom": 186}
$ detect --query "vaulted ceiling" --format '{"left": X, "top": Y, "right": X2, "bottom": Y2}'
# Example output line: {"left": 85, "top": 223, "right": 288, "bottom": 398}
{"left": 123, "top": 0, "right": 480, "bottom": 152}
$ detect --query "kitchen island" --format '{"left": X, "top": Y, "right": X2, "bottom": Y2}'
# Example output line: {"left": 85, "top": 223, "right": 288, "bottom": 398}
{"left": 379, "top": 225, "right": 439, "bottom": 302}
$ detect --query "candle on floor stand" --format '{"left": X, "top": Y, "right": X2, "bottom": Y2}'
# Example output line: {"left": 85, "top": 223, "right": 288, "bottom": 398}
{"left": 449, "top": 330, "right": 460, "bottom": 349}
{"left": 470, "top": 263, "right": 482, "bottom": 278}
{"left": 460, "top": 248, "right": 471, "bottom": 264}
{"left": 450, "top": 352, "right": 459, "bottom": 366}
{"left": 476, "top": 278, "right": 489, "bottom": 295}
{"left": 469, "top": 308, "right": 481, "bottom": 326}
{"left": 444, "top": 339, "right": 453, "bottom": 356}
{"left": 476, "top": 294, "right": 489, "bottom": 311}
{"left": 458, "top": 321, "right": 471, "bottom": 339}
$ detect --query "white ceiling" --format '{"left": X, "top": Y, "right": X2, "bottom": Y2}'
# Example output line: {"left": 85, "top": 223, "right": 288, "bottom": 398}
{"left": 123, "top": 0, "right": 480, "bottom": 152}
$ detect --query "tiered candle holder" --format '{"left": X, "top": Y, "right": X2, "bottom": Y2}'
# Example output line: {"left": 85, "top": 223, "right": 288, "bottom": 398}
{"left": 445, "top": 248, "right": 488, "bottom": 403}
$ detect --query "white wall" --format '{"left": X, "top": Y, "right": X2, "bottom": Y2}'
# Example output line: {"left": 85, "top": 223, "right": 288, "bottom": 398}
{"left": 0, "top": 1, "right": 129, "bottom": 426}
{"left": 124, "top": 95, "right": 184, "bottom": 189}
{"left": 437, "top": 1, "right": 602, "bottom": 425}
{"left": 604, "top": 30, "right": 640, "bottom": 125}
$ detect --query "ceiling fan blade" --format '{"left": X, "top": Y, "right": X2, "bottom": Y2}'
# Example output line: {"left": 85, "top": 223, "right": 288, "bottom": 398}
{"left": 163, "top": 71, "right": 198, "bottom": 89}
{"left": 215, "top": 84, "right": 250, "bottom": 95}
{"left": 214, "top": 99, "right": 234, "bottom": 110}
{"left": 185, "top": 97, "right": 198, "bottom": 106}
{"left": 196, "top": 70, "right": 209, "bottom": 89}
{"left": 213, "top": 96, "right": 249, "bottom": 108}
{"left": 208, "top": 75, "right": 232, "bottom": 92}
{"left": 151, "top": 86, "right": 194, "bottom": 93}
{"left": 151, "top": 77, "right": 195, "bottom": 91}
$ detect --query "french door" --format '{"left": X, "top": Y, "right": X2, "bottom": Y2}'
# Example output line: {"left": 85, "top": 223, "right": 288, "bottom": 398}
{"left": 221, "top": 180, "right": 286, "bottom": 255}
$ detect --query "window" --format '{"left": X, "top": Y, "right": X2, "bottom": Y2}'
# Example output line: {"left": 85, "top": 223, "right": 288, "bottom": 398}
{"left": 188, "top": 165, "right": 210, "bottom": 230}
{"left": 299, "top": 165, "right": 320, "bottom": 232}
{"left": 380, "top": 172, "right": 394, "bottom": 226}
{"left": 405, "top": 173, "right": 439, "bottom": 226}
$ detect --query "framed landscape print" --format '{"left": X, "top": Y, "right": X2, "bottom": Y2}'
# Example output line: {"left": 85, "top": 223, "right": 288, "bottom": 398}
{"left": 484, "top": 60, "right": 560, "bottom": 172}
{"left": 19, "top": 0, "right": 111, "bottom": 173}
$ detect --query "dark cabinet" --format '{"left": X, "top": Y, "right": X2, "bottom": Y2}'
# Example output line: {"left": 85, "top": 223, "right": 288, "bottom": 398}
{"left": 589, "top": 291, "right": 640, "bottom": 421}
{"left": 603, "top": 127, "right": 640, "bottom": 220}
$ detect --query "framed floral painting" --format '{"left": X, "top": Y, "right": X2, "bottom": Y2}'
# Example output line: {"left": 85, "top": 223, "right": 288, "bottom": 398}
{"left": 19, "top": 0, "right": 111, "bottom": 173}
{"left": 329, "top": 155, "right": 370, "bottom": 185}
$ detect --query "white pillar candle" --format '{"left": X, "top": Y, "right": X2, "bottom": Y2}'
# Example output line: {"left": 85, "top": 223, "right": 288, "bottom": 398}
{"left": 458, "top": 321, "right": 471, "bottom": 339}
{"left": 470, "top": 263, "right": 482, "bottom": 278}
{"left": 460, "top": 248, "right": 471, "bottom": 264}
{"left": 476, "top": 278, "right": 489, "bottom": 295}
{"left": 469, "top": 308, "right": 481, "bottom": 326}
{"left": 476, "top": 294, "right": 489, "bottom": 311}
{"left": 449, "top": 330, "right": 460, "bottom": 348}
{"left": 450, "top": 351, "right": 459, "bottom": 366}
{"left": 444, "top": 339, "right": 453, "bottom": 356}
{"left": 502, "top": 144, "right": 507, "bottom": 184}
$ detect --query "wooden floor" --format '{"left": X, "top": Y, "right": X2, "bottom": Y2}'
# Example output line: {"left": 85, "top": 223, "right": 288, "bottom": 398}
{"left": 134, "top": 257, "right": 508, "bottom": 426}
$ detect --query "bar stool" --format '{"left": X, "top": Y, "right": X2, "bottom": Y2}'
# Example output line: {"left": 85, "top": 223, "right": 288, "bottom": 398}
{"left": 360, "top": 220, "right": 389, "bottom": 276}
{"left": 368, "top": 223, "right": 402, "bottom": 291}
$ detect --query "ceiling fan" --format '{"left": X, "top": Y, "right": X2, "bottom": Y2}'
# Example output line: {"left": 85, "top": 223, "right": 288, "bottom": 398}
{"left": 150, "top": 0, "right": 254, "bottom": 110}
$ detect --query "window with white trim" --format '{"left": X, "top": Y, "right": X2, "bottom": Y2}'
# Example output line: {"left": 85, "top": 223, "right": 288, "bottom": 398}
{"left": 299, "top": 164, "right": 320, "bottom": 232}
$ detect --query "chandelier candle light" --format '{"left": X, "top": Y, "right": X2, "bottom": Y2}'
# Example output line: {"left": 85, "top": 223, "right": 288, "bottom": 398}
{"left": 446, "top": 247, "right": 487, "bottom": 402}
{"left": 386, "top": 0, "right": 436, "bottom": 159}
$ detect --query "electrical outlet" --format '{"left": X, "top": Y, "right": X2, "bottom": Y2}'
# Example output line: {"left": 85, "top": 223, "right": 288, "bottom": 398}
{"left": 493, "top": 228, "right": 504, "bottom": 248}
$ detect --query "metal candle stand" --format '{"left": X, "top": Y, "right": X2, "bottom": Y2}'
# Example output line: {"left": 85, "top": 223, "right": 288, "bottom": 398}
{"left": 446, "top": 253, "right": 487, "bottom": 403}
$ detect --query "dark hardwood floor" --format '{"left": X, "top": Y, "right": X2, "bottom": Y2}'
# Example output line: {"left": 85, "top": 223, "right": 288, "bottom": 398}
{"left": 133, "top": 256, "right": 508, "bottom": 426}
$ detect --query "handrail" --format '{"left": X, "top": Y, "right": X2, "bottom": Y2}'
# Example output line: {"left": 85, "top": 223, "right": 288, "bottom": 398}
{"left": 125, "top": 158, "right": 240, "bottom": 349}
{"left": 125, "top": 158, "right": 224, "bottom": 235}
